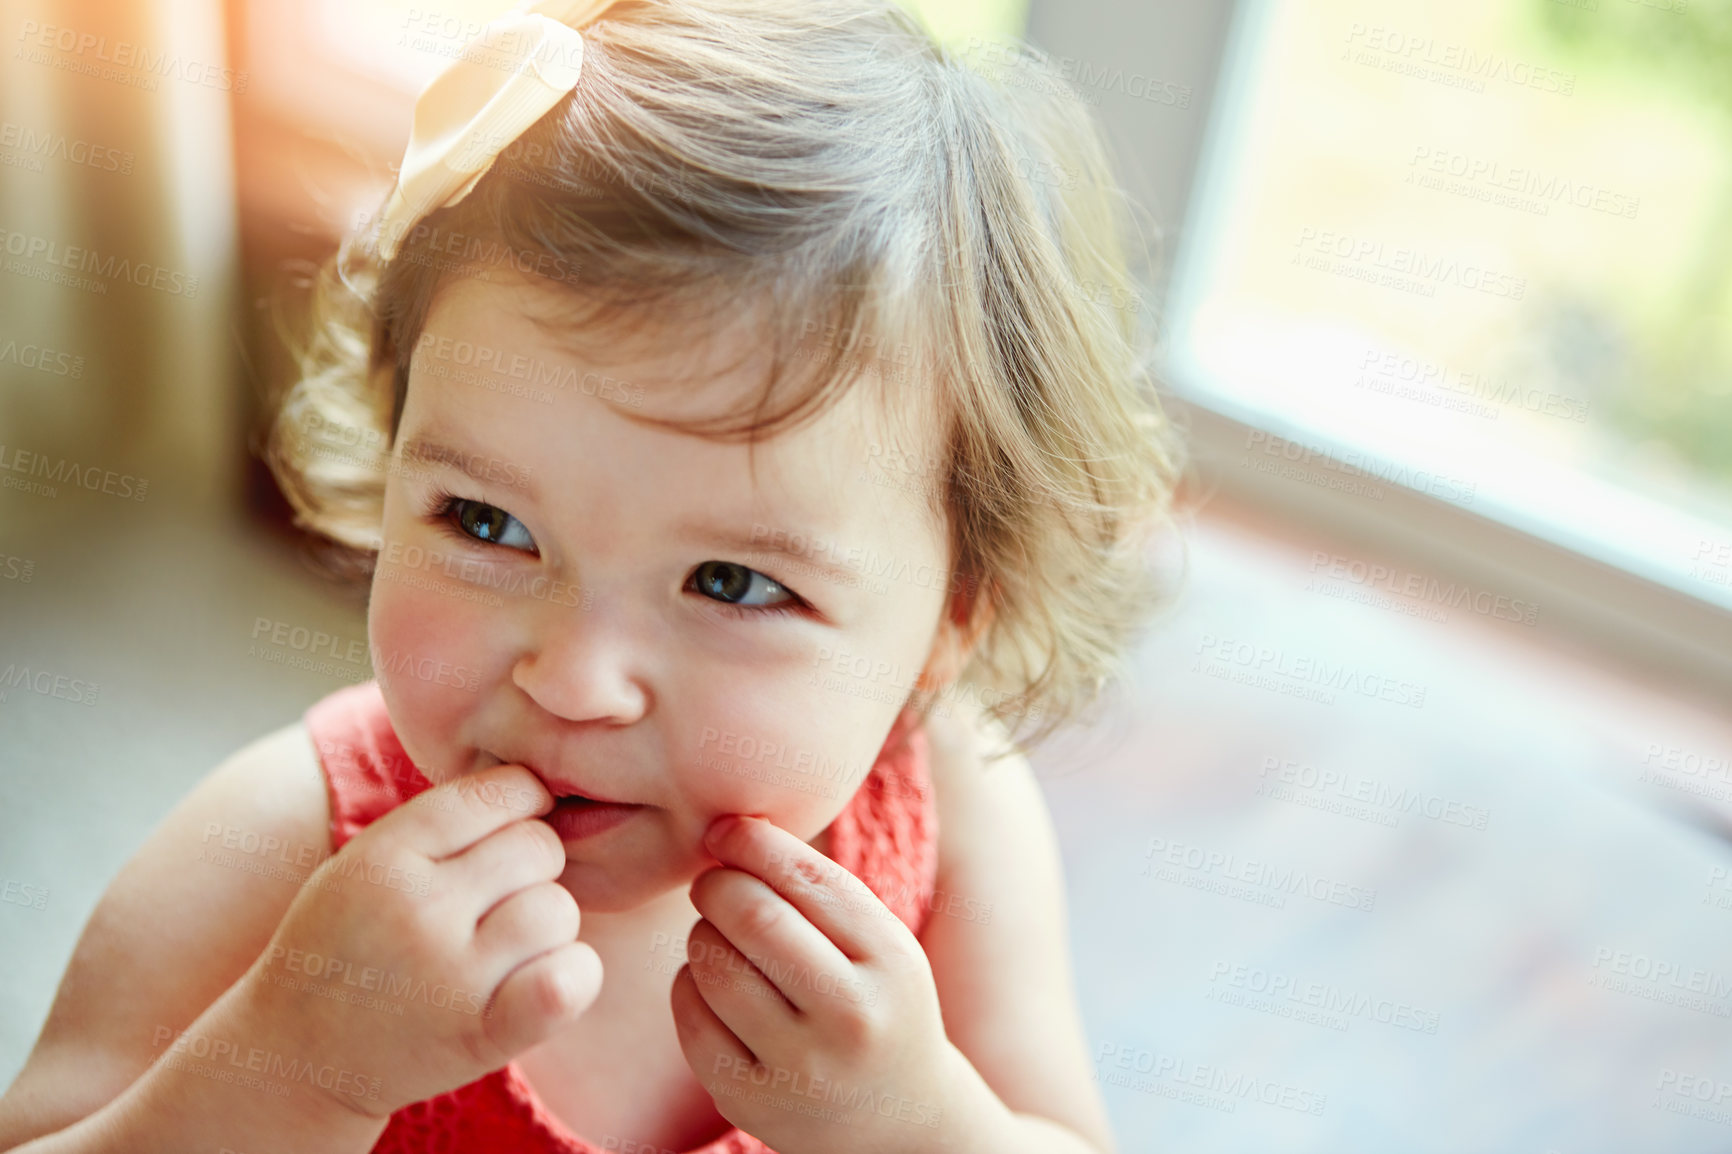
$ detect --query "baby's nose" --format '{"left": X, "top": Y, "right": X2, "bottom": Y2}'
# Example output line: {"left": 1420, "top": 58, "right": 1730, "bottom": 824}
{"left": 509, "top": 597, "right": 651, "bottom": 725}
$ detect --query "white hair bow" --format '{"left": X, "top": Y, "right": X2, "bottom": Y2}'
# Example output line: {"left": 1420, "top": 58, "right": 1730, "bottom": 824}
{"left": 373, "top": 0, "right": 619, "bottom": 260}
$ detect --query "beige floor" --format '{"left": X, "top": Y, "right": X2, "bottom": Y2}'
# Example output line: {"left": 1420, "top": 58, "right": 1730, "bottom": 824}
{"left": 2, "top": 487, "right": 1730, "bottom": 1152}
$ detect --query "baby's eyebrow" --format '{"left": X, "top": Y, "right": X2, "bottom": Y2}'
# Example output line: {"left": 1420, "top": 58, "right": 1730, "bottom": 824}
{"left": 676, "top": 520, "right": 861, "bottom": 583}
{"left": 398, "top": 435, "right": 541, "bottom": 502}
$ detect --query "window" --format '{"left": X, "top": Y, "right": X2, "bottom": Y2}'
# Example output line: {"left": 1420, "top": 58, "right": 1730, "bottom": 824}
{"left": 1165, "top": 0, "right": 1732, "bottom": 611}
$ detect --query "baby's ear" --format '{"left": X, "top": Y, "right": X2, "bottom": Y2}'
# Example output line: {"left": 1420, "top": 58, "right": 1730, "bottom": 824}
{"left": 917, "top": 580, "right": 994, "bottom": 693}
{"left": 951, "top": 577, "right": 994, "bottom": 648}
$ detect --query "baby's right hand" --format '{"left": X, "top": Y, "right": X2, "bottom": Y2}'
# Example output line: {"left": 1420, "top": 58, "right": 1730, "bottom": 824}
{"left": 236, "top": 763, "right": 599, "bottom": 1119}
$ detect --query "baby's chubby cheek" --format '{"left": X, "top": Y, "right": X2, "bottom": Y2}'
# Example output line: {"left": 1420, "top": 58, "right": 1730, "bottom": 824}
{"left": 367, "top": 575, "right": 498, "bottom": 783}
{"left": 679, "top": 692, "right": 883, "bottom": 845}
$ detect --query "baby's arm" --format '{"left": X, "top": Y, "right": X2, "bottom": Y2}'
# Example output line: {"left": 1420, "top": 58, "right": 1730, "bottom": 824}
{"left": 0, "top": 722, "right": 387, "bottom": 1153}
{"left": 917, "top": 702, "right": 1118, "bottom": 1154}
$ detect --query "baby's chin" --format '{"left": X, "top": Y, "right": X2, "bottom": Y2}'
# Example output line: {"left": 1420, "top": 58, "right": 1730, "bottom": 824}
{"left": 554, "top": 857, "right": 697, "bottom": 915}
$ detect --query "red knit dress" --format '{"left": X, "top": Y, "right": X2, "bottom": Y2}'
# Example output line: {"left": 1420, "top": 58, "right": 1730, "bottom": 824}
{"left": 304, "top": 681, "right": 940, "bottom": 1154}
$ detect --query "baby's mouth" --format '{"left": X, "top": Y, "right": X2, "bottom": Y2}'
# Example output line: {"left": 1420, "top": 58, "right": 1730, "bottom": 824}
{"left": 483, "top": 751, "right": 648, "bottom": 840}
{"left": 538, "top": 776, "right": 642, "bottom": 809}
{"left": 550, "top": 790, "right": 636, "bottom": 808}
{"left": 543, "top": 792, "right": 645, "bottom": 841}
{"left": 481, "top": 750, "right": 631, "bottom": 803}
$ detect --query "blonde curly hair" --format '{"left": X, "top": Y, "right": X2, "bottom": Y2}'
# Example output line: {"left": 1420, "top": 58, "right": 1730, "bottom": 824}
{"left": 263, "top": 0, "right": 1188, "bottom": 758}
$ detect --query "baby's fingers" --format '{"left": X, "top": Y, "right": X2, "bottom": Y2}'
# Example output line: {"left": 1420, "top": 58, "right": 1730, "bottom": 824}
{"left": 702, "top": 815, "right": 912, "bottom": 963}
{"left": 444, "top": 817, "right": 568, "bottom": 921}
{"left": 485, "top": 940, "right": 603, "bottom": 1059}
{"left": 475, "top": 880, "right": 580, "bottom": 962}
{"left": 671, "top": 964, "right": 757, "bottom": 1075}
{"left": 380, "top": 764, "right": 553, "bottom": 860}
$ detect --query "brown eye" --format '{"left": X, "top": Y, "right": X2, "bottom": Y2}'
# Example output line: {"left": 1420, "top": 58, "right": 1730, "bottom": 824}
{"left": 458, "top": 502, "right": 508, "bottom": 541}
{"left": 447, "top": 497, "right": 536, "bottom": 552}
{"left": 691, "top": 561, "right": 798, "bottom": 612}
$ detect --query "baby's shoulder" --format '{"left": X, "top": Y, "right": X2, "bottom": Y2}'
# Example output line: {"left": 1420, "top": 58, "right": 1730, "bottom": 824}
{"left": 180, "top": 719, "right": 337, "bottom": 892}
{"left": 923, "top": 698, "right": 1033, "bottom": 790}
{"left": 920, "top": 700, "right": 1041, "bottom": 861}
{"left": 96, "top": 719, "right": 335, "bottom": 1001}
{"left": 0, "top": 722, "right": 332, "bottom": 1144}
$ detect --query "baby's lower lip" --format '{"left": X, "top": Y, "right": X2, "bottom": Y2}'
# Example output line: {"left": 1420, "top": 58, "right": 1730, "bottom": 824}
{"left": 545, "top": 796, "right": 643, "bottom": 841}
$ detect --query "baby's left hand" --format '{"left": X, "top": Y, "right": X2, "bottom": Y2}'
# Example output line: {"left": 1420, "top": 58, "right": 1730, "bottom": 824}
{"left": 670, "top": 814, "right": 961, "bottom": 1154}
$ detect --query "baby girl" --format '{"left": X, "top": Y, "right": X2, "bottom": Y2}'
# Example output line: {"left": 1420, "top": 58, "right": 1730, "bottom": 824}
{"left": 0, "top": 1, "right": 1182, "bottom": 1151}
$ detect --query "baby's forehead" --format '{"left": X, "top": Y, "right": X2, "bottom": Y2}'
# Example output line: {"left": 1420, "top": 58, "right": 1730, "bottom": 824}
{"left": 414, "top": 273, "right": 950, "bottom": 533}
